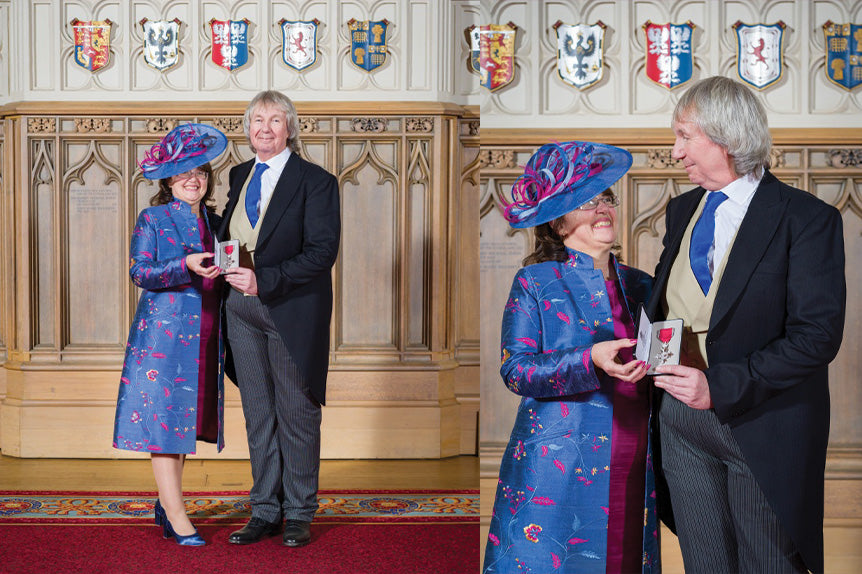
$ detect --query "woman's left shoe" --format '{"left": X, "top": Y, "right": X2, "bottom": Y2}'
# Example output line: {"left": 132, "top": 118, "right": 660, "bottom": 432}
{"left": 162, "top": 514, "right": 206, "bottom": 546}
{"left": 153, "top": 499, "right": 166, "bottom": 526}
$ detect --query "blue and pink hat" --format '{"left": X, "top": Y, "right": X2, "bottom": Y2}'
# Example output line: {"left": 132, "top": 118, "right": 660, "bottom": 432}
{"left": 502, "top": 141, "right": 632, "bottom": 228}
{"left": 139, "top": 123, "right": 228, "bottom": 180}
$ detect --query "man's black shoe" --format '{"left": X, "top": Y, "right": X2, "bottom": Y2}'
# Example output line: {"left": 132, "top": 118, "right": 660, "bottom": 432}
{"left": 228, "top": 517, "right": 281, "bottom": 545}
{"left": 282, "top": 520, "right": 311, "bottom": 547}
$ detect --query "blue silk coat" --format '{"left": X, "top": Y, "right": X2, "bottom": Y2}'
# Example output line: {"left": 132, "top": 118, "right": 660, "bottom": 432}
{"left": 484, "top": 249, "right": 659, "bottom": 574}
{"left": 113, "top": 200, "right": 224, "bottom": 454}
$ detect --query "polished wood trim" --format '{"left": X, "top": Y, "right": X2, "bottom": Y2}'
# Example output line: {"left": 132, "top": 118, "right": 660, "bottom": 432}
{"left": 0, "top": 454, "right": 479, "bottom": 491}
{"left": 480, "top": 128, "right": 862, "bottom": 146}
{"left": 0, "top": 100, "right": 473, "bottom": 117}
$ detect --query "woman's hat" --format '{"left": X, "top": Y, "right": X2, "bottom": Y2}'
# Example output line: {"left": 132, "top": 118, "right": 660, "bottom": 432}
{"left": 502, "top": 141, "right": 632, "bottom": 228}
{"left": 139, "top": 123, "right": 228, "bottom": 180}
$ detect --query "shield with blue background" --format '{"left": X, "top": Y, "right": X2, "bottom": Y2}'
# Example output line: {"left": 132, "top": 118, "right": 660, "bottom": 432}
{"left": 349, "top": 19, "right": 389, "bottom": 72}
{"left": 823, "top": 21, "right": 862, "bottom": 91}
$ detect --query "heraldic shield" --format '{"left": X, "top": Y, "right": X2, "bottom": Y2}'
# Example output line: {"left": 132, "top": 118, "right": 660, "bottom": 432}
{"left": 478, "top": 23, "right": 516, "bottom": 91}
{"left": 349, "top": 19, "right": 389, "bottom": 72}
{"left": 466, "top": 25, "right": 481, "bottom": 74}
{"left": 72, "top": 19, "right": 112, "bottom": 72}
{"left": 823, "top": 21, "right": 862, "bottom": 91}
{"left": 554, "top": 21, "right": 606, "bottom": 89}
{"left": 734, "top": 21, "right": 786, "bottom": 90}
{"left": 281, "top": 19, "right": 319, "bottom": 71}
{"left": 141, "top": 18, "right": 180, "bottom": 72}
{"left": 210, "top": 19, "right": 250, "bottom": 71}
{"left": 643, "top": 20, "right": 694, "bottom": 89}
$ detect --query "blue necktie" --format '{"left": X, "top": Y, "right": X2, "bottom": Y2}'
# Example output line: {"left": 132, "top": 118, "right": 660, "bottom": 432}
{"left": 689, "top": 191, "right": 729, "bottom": 294}
{"left": 245, "top": 162, "right": 269, "bottom": 228}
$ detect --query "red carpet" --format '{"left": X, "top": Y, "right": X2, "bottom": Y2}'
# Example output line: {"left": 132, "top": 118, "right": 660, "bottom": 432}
{"left": 0, "top": 522, "right": 478, "bottom": 573}
{"left": 0, "top": 490, "right": 479, "bottom": 573}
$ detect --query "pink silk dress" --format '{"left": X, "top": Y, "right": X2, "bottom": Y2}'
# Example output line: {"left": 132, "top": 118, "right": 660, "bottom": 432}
{"left": 605, "top": 279, "right": 650, "bottom": 573}
{"left": 192, "top": 215, "right": 220, "bottom": 443}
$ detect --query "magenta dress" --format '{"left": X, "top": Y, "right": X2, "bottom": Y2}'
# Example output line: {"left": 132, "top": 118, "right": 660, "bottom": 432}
{"left": 605, "top": 279, "right": 650, "bottom": 573}
{"left": 191, "top": 215, "right": 220, "bottom": 443}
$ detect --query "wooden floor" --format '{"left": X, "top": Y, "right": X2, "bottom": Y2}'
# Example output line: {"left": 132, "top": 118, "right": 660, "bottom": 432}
{"left": 0, "top": 454, "right": 479, "bottom": 491}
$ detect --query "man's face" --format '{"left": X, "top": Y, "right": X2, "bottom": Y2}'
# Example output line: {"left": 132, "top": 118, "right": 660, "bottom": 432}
{"left": 672, "top": 114, "right": 737, "bottom": 191}
{"left": 249, "top": 103, "right": 289, "bottom": 161}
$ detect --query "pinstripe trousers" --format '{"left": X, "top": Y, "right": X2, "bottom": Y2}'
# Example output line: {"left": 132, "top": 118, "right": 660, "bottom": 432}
{"left": 226, "top": 288, "right": 322, "bottom": 523}
{"left": 659, "top": 393, "right": 807, "bottom": 574}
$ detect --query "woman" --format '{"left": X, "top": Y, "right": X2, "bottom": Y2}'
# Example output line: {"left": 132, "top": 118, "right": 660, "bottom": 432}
{"left": 112, "top": 123, "right": 228, "bottom": 546}
{"left": 483, "top": 142, "right": 659, "bottom": 573}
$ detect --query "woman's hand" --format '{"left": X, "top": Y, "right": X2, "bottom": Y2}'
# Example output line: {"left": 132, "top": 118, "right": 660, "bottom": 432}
{"left": 591, "top": 339, "right": 650, "bottom": 383}
{"left": 186, "top": 252, "right": 220, "bottom": 279}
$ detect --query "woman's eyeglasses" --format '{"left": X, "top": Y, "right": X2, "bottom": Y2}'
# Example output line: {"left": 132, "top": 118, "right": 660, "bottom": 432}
{"left": 577, "top": 193, "right": 619, "bottom": 210}
{"left": 174, "top": 169, "right": 209, "bottom": 180}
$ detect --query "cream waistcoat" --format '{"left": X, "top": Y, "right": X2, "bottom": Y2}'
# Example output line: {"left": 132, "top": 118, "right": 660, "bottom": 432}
{"left": 228, "top": 166, "right": 273, "bottom": 266}
{"left": 662, "top": 196, "right": 739, "bottom": 369}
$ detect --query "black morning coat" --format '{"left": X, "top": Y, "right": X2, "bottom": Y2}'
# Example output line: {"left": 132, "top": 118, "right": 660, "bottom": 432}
{"left": 217, "top": 152, "right": 341, "bottom": 405}
{"left": 646, "top": 170, "right": 846, "bottom": 574}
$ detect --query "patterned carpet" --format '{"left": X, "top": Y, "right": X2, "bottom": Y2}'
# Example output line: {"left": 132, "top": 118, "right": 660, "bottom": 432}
{"left": 0, "top": 490, "right": 479, "bottom": 524}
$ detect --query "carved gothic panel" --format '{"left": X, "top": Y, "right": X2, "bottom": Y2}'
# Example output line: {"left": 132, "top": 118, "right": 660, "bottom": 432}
{"left": 31, "top": 140, "right": 56, "bottom": 349}
{"left": 338, "top": 140, "right": 400, "bottom": 350}
{"left": 63, "top": 141, "right": 124, "bottom": 349}
{"left": 406, "top": 139, "right": 431, "bottom": 348}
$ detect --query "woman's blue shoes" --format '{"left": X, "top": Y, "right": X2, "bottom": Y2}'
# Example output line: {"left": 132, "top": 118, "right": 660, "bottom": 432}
{"left": 155, "top": 499, "right": 205, "bottom": 546}
{"left": 153, "top": 499, "right": 166, "bottom": 526}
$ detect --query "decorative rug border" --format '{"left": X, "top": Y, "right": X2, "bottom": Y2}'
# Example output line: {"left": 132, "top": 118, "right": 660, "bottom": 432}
{"left": 0, "top": 490, "right": 480, "bottom": 524}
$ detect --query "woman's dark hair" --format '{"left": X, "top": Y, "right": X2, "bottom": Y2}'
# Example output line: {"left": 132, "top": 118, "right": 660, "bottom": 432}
{"left": 523, "top": 216, "right": 568, "bottom": 266}
{"left": 149, "top": 162, "right": 216, "bottom": 211}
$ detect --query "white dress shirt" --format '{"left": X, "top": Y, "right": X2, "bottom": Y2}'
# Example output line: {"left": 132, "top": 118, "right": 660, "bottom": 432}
{"left": 254, "top": 147, "right": 292, "bottom": 214}
{"left": 709, "top": 171, "right": 762, "bottom": 274}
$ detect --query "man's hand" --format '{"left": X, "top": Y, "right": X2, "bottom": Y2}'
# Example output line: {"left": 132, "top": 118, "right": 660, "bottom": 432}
{"left": 591, "top": 339, "right": 650, "bottom": 383}
{"left": 223, "top": 267, "right": 258, "bottom": 295}
{"left": 654, "top": 364, "right": 712, "bottom": 409}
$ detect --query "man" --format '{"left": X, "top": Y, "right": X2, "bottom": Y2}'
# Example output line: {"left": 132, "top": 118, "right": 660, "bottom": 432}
{"left": 646, "top": 76, "right": 845, "bottom": 573}
{"left": 218, "top": 90, "right": 340, "bottom": 547}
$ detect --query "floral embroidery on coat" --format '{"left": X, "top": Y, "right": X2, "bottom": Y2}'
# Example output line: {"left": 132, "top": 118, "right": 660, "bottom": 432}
{"left": 483, "top": 250, "right": 659, "bottom": 574}
{"left": 112, "top": 201, "right": 225, "bottom": 454}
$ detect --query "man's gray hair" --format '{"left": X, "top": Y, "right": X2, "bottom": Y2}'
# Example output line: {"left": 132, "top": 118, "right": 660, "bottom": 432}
{"left": 243, "top": 90, "right": 301, "bottom": 154}
{"left": 673, "top": 76, "right": 772, "bottom": 176}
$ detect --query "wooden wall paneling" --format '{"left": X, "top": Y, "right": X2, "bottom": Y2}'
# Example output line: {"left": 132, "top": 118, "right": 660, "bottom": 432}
{"left": 426, "top": 117, "right": 451, "bottom": 358}
{"left": 0, "top": 103, "right": 477, "bottom": 459}
{"left": 406, "top": 134, "right": 431, "bottom": 350}
{"left": 338, "top": 135, "right": 400, "bottom": 352}
{"left": 0, "top": 118, "right": 8, "bottom": 434}
{"left": 0, "top": 119, "right": 5, "bottom": 357}
{"left": 32, "top": 137, "right": 56, "bottom": 352}
{"left": 454, "top": 115, "right": 480, "bottom": 453}
{"left": 62, "top": 136, "right": 125, "bottom": 355}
